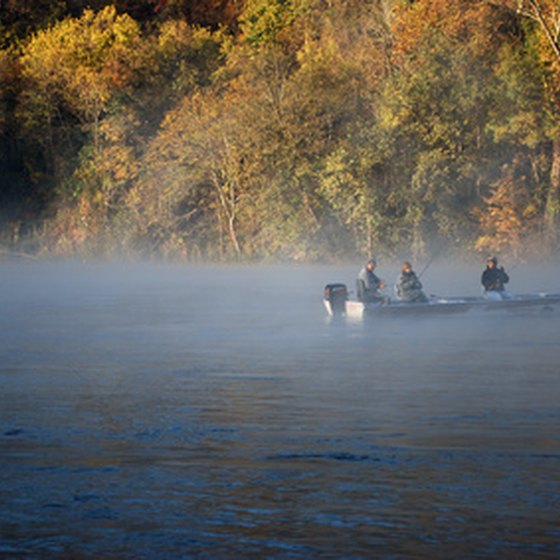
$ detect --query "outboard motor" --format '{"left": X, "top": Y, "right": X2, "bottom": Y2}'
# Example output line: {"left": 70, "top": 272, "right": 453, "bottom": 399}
{"left": 324, "top": 283, "right": 348, "bottom": 317}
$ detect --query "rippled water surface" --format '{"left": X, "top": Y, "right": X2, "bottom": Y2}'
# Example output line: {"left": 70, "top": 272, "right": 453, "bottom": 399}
{"left": 1, "top": 261, "right": 560, "bottom": 559}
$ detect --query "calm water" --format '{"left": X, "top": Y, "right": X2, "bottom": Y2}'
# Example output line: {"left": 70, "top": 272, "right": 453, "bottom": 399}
{"left": 1, "top": 261, "right": 560, "bottom": 559}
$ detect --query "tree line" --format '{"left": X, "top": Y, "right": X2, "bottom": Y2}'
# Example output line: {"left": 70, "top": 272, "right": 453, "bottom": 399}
{"left": 1, "top": 0, "right": 559, "bottom": 261}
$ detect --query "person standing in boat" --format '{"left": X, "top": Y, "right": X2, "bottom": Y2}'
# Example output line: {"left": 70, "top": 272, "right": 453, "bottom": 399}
{"left": 357, "top": 258, "right": 387, "bottom": 303}
{"left": 394, "top": 261, "right": 428, "bottom": 303}
{"left": 481, "top": 256, "right": 510, "bottom": 300}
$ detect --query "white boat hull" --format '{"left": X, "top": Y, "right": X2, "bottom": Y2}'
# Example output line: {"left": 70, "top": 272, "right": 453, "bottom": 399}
{"left": 323, "top": 284, "right": 560, "bottom": 320}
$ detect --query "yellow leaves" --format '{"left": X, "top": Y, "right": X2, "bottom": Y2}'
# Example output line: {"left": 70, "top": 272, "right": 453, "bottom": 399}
{"left": 20, "top": 6, "right": 143, "bottom": 125}
{"left": 297, "top": 33, "right": 340, "bottom": 69}
{"left": 391, "top": 0, "right": 503, "bottom": 70}
{"left": 523, "top": 202, "right": 538, "bottom": 218}
{"left": 473, "top": 234, "right": 496, "bottom": 253}
{"left": 99, "top": 144, "right": 135, "bottom": 183}
{"left": 157, "top": 19, "right": 193, "bottom": 53}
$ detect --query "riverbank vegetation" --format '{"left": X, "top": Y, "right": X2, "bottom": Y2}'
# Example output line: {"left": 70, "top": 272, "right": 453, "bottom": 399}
{"left": 1, "top": 0, "right": 559, "bottom": 261}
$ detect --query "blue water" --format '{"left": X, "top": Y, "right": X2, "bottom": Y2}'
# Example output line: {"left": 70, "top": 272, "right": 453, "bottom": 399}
{"left": 1, "top": 261, "right": 560, "bottom": 558}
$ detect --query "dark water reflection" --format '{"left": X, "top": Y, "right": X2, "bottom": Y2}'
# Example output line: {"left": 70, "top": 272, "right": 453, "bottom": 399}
{"left": 1, "top": 261, "right": 560, "bottom": 559}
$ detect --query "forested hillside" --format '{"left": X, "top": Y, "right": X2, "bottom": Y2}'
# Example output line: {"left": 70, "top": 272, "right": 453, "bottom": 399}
{"left": 1, "top": 0, "right": 559, "bottom": 261}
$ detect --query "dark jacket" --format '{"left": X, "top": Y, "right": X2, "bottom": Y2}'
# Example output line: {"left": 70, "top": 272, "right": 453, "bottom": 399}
{"left": 357, "top": 266, "right": 382, "bottom": 302}
{"left": 395, "top": 271, "right": 427, "bottom": 302}
{"left": 481, "top": 266, "right": 509, "bottom": 292}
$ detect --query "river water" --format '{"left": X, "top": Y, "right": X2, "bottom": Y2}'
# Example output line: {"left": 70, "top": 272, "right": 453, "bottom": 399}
{"left": 1, "top": 261, "right": 560, "bottom": 559}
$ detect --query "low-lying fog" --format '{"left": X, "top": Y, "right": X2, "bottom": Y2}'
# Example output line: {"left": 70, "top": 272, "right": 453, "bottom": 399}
{"left": 1, "top": 260, "right": 560, "bottom": 559}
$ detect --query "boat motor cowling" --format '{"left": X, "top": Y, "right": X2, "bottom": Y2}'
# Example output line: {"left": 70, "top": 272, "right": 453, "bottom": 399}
{"left": 324, "top": 283, "right": 348, "bottom": 316}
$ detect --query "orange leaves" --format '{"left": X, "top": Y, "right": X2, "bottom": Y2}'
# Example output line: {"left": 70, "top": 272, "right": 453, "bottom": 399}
{"left": 474, "top": 161, "right": 535, "bottom": 257}
{"left": 391, "top": 0, "right": 506, "bottom": 65}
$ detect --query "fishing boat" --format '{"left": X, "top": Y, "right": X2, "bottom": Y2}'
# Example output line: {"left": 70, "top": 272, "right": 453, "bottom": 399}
{"left": 323, "top": 283, "right": 560, "bottom": 320}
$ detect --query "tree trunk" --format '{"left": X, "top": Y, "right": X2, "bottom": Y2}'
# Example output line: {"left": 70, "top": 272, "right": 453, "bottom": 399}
{"left": 212, "top": 171, "right": 241, "bottom": 258}
{"left": 528, "top": 0, "right": 560, "bottom": 63}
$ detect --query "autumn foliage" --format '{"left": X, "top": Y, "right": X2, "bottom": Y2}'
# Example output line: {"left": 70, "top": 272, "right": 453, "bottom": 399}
{"left": 1, "top": 0, "right": 560, "bottom": 261}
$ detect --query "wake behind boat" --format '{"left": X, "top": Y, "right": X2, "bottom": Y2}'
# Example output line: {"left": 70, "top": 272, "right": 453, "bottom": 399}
{"left": 323, "top": 283, "right": 560, "bottom": 320}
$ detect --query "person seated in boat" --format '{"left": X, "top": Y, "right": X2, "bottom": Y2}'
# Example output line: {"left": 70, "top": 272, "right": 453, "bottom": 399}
{"left": 394, "top": 261, "right": 428, "bottom": 303}
{"left": 357, "top": 258, "right": 387, "bottom": 303}
{"left": 481, "top": 256, "right": 510, "bottom": 300}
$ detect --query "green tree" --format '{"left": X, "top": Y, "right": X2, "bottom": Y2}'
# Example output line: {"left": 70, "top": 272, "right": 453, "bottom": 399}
{"left": 487, "top": 2, "right": 560, "bottom": 244}
{"left": 381, "top": 0, "right": 516, "bottom": 256}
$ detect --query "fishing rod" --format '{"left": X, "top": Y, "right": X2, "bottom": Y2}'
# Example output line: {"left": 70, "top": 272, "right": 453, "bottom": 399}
{"left": 417, "top": 245, "right": 445, "bottom": 279}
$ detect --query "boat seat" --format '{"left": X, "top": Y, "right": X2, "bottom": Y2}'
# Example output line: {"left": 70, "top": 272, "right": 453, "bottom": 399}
{"left": 356, "top": 279, "right": 366, "bottom": 302}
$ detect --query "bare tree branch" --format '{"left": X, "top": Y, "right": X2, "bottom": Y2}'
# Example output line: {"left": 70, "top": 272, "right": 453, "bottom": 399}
{"left": 487, "top": 0, "right": 560, "bottom": 62}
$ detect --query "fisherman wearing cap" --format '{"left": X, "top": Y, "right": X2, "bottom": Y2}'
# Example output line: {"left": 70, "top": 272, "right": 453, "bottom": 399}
{"left": 395, "top": 261, "right": 428, "bottom": 303}
{"left": 481, "top": 256, "right": 510, "bottom": 300}
{"left": 357, "top": 258, "right": 387, "bottom": 303}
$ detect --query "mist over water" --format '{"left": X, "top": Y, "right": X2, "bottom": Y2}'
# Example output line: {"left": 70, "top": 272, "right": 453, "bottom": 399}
{"left": 1, "top": 260, "right": 560, "bottom": 559}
